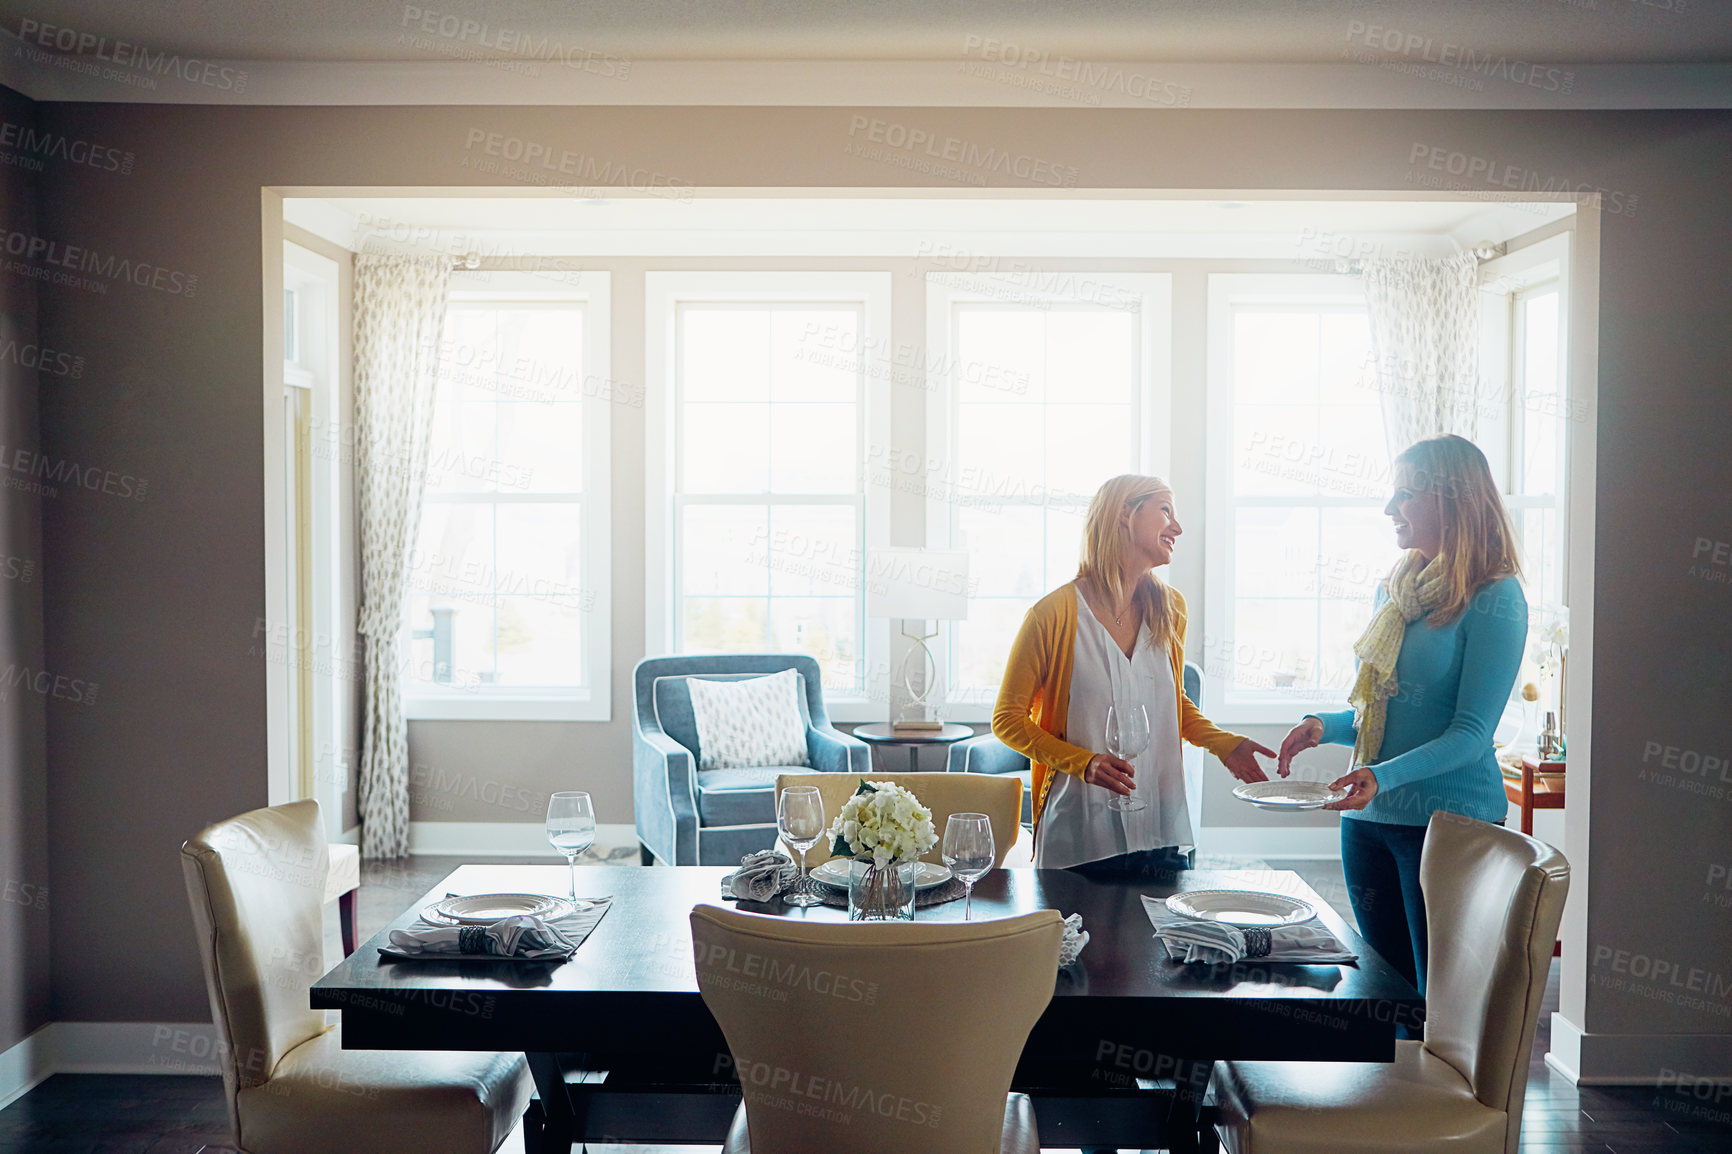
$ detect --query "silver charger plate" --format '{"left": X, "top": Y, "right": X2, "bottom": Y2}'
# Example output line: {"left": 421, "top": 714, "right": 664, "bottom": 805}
{"left": 1165, "top": 889, "right": 1316, "bottom": 927}
{"left": 808, "top": 859, "right": 954, "bottom": 891}
{"left": 423, "top": 892, "right": 576, "bottom": 926}
{"left": 1233, "top": 779, "right": 1350, "bottom": 809}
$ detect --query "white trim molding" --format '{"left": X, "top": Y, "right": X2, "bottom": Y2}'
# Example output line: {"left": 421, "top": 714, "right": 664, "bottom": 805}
{"left": 0, "top": 1022, "right": 227, "bottom": 1109}
{"left": 1548, "top": 1013, "right": 1732, "bottom": 1085}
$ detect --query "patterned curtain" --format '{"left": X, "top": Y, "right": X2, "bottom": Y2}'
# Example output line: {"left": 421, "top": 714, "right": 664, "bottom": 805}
{"left": 354, "top": 255, "right": 450, "bottom": 859}
{"left": 1361, "top": 253, "right": 1482, "bottom": 457}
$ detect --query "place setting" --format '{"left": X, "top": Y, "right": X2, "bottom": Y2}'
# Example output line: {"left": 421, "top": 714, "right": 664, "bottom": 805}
{"left": 1142, "top": 888, "right": 1358, "bottom": 966}
{"left": 380, "top": 791, "right": 613, "bottom": 963}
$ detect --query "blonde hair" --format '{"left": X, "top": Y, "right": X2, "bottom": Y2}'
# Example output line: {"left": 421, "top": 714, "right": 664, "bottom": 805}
{"left": 1076, "top": 474, "right": 1175, "bottom": 650}
{"left": 1393, "top": 434, "right": 1523, "bottom": 624}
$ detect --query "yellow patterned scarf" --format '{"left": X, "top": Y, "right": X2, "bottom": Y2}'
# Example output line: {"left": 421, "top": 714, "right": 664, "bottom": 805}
{"left": 1349, "top": 552, "right": 1450, "bottom": 768}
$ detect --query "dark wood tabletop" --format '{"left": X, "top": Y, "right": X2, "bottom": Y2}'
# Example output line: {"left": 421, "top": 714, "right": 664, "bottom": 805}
{"left": 312, "top": 865, "right": 1422, "bottom": 1067}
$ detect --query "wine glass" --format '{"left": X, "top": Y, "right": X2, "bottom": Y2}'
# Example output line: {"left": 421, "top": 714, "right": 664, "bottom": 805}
{"left": 1105, "top": 702, "right": 1150, "bottom": 813}
{"left": 546, "top": 791, "right": 596, "bottom": 901}
{"left": 941, "top": 813, "right": 995, "bottom": 921}
{"left": 777, "top": 786, "right": 826, "bottom": 908}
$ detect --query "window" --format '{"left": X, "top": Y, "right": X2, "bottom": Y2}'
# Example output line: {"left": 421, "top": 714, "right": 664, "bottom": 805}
{"left": 646, "top": 273, "right": 891, "bottom": 715}
{"left": 927, "top": 274, "right": 1171, "bottom": 706}
{"left": 1205, "top": 274, "right": 1393, "bottom": 721}
{"left": 404, "top": 272, "right": 611, "bottom": 721}
{"left": 1507, "top": 282, "right": 1567, "bottom": 609}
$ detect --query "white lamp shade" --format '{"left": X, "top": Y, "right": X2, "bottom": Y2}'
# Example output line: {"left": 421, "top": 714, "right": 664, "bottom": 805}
{"left": 865, "top": 548, "right": 970, "bottom": 620}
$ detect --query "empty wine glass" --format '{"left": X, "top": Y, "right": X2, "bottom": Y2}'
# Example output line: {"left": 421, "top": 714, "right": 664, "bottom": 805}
{"left": 941, "top": 813, "right": 995, "bottom": 921}
{"left": 546, "top": 791, "right": 596, "bottom": 901}
{"left": 777, "top": 786, "right": 826, "bottom": 908}
{"left": 1105, "top": 702, "right": 1150, "bottom": 813}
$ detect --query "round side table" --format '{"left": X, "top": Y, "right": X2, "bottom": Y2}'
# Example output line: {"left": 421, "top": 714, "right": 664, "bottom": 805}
{"left": 851, "top": 723, "right": 976, "bottom": 774}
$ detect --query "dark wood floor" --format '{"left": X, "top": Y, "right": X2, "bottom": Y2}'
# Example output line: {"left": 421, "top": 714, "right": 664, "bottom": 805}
{"left": 4, "top": 851, "right": 1728, "bottom": 1153}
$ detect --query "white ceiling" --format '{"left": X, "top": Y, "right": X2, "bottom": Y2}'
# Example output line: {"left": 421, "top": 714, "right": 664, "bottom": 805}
{"left": 285, "top": 193, "right": 1574, "bottom": 260}
{"left": 4, "top": 0, "right": 1729, "bottom": 63}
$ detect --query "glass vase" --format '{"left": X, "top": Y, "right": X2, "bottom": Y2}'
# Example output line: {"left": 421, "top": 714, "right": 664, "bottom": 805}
{"left": 847, "top": 857, "right": 918, "bottom": 921}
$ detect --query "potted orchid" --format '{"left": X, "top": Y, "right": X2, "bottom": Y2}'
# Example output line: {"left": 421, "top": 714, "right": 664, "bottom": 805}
{"left": 827, "top": 780, "right": 937, "bottom": 921}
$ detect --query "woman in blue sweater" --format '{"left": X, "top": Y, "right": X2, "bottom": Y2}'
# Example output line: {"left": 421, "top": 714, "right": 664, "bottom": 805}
{"left": 1276, "top": 434, "right": 1527, "bottom": 996}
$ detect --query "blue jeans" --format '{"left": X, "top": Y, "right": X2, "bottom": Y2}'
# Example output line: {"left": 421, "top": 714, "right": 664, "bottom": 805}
{"left": 1340, "top": 817, "right": 1430, "bottom": 998}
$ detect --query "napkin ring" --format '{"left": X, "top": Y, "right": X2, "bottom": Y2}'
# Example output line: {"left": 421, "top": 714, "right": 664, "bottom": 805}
{"left": 459, "top": 926, "right": 489, "bottom": 954}
{"left": 1242, "top": 928, "right": 1272, "bottom": 958}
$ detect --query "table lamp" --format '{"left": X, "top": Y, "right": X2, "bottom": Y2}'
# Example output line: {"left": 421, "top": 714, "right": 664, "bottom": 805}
{"left": 865, "top": 547, "right": 970, "bottom": 731}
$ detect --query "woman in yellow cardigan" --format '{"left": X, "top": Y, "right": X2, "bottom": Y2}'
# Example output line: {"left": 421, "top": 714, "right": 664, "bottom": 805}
{"left": 993, "top": 474, "right": 1274, "bottom": 876}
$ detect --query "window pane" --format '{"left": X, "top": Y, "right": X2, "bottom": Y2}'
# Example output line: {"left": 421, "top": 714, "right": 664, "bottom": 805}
{"left": 683, "top": 403, "right": 770, "bottom": 492}
{"left": 959, "top": 403, "right": 1044, "bottom": 499}
{"left": 1045, "top": 309, "right": 1136, "bottom": 403}
{"left": 956, "top": 308, "right": 1046, "bottom": 403}
{"left": 1235, "top": 312, "right": 1319, "bottom": 405}
{"left": 773, "top": 309, "right": 858, "bottom": 403}
{"left": 1234, "top": 598, "right": 1315, "bottom": 694}
{"left": 1317, "top": 312, "right": 1374, "bottom": 405}
{"left": 1234, "top": 404, "right": 1318, "bottom": 496}
{"left": 957, "top": 505, "right": 1044, "bottom": 598}
{"left": 765, "top": 505, "right": 857, "bottom": 598}
{"left": 1045, "top": 505, "right": 1088, "bottom": 589}
{"left": 495, "top": 598, "right": 585, "bottom": 687}
{"left": 410, "top": 503, "right": 494, "bottom": 604}
{"left": 495, "top": 505, "right": 584, "bottom": 605}
{"left": 954, "top": 598, "right": 1027, "bottom": 699}
{"left": 1521, "top": 291, "right": 1562, "bottom": 496}
{"left": 426, "top": 401, "right": 497, "bottom": 493}
{"left": 1318, "top": 599, "right": 1370, "bottom": 694}
{"left": 500, "top": 308, "right": 583, "bottom": 404}
{"left": 768, "top": 597, "right": 858, "bottom": 691}
{"left": 682, "top": 308, "right": 769, "bottom": 403}
{"left": 1235, "top": 506, "right": 1319, "bottom": 598}
{"left": 684, "top": 505, "right": 770, "bottom": 597}
{"left": 1319, "top": 506, "right": 1398, "bottom": 602}
{"left": 770, "top": 403, "right": 855, "bottom": 493}
{"left": 1315, "top": 405, "right": 1390, "bottom": 501}
{"left": 1045, "top": 403, "right": 1133, "bottom": 498}
{"left": 496, "top": 403, "right": 582, "bottom": 493}
{"left": 407, "top": 600, "right": 496, "bottom": 690}
{"left": 683, "top": 596, "right": 769, "bottom": 654}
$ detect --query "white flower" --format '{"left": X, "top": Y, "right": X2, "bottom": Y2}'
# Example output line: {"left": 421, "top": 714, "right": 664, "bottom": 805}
{"left": 826, "top": 780, "right": 938, "bottom": 866}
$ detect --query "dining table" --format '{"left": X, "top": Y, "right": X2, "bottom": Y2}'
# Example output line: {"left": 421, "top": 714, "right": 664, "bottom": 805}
{"left": 311, "top": 863, "right": 1422, "bottom": 1153}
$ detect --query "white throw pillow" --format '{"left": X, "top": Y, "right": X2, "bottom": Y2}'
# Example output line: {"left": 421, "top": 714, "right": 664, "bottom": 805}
{"left": 686, "top": 669, "right": 812, "bottom": 771}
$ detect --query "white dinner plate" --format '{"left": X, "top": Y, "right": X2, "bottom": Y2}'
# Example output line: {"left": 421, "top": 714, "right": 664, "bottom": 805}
{"left": 1232, "top": 779, "right": 1350, "bottom": 809}
{"left": 808, "top": 859, "right": 954, "bottom": 891}
{"left": 423, "top": 893, "right": 575, "bottom": 926}
{"left": 1165, "top": 889, "right": 1316, "bottom": 927}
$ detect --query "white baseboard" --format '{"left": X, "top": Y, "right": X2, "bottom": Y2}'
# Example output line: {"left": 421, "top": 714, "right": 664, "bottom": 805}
{"left": 1197, "top": 825, "right": 1341, "bottom": 859}
{"left": 0, "top": 1020, "right": 225, "bottom": 1105}
{"left": 0, "top": 1024, "right": 53, "bottom": 1110}
{"left": 1548, "top": 1011, "right": 1732, "bottom": 1083}
{"left": 408, "top": 821, "right": 637, "bottom": 856}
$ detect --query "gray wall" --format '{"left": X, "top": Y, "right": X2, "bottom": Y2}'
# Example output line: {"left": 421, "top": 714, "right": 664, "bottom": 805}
{"left": 0, "top": 82, "right": 51, "bottom": 1052}
{"left": 18, "top": 100, "right": 1732, "bottom": 1078}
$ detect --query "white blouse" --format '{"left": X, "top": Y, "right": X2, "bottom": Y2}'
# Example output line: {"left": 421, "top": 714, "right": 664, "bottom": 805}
{"left": 1033, "top": 583, "right": 1191, "bottom": 869}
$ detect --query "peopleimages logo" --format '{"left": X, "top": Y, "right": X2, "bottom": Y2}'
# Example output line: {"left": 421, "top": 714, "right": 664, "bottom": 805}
{"left": 15, "top": 18, "right": 248, "bottom": 92}
{"left": 0, "top": 229, "right": 196, "bottom": 297}
{"left": 0, "top": 121, "right": 133, "bottom": 174}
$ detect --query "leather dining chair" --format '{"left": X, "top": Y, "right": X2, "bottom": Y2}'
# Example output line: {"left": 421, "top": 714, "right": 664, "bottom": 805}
{"left": 181, "top": 799, "right": 532, "bottom": 1154}
{"left": 775, "top": 770, "right": 1024, "bottom": 868}
{"left": 691, "top": 903, "right": 1061, "bottom": 1153}
{"left": 1213, "top": 811, "right": 1571, "bottom": 1154}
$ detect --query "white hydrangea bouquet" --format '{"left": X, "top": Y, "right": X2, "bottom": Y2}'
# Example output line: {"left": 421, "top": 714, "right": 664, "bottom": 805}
{"left": 827, "top": 780, "right": 937, "bottom": 920}
{"left": 827, "top": 779, "right": 937, "bottom": 866}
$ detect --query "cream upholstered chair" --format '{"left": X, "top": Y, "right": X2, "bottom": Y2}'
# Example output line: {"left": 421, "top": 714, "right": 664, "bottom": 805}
{"left": 691, "top": 903, "right": 1060, "bottom": 1153}
{"left": 181, "top": 800, "right": 532, "bottom": 1154}
{"left": 1213, "top": 811, "right": 1570, "bottom": 1154}
{"left": 776, "top": 770, "right": 1023, "bottom": 868}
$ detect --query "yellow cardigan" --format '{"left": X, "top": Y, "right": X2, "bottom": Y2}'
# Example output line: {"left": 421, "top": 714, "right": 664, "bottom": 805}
{"left": 991, "top": 583, "right": 1247, "bottom": 831}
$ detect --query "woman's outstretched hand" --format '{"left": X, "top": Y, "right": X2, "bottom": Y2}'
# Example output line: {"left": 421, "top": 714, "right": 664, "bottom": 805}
{"left": 1221, "top": 737, "right": 1276, "bottom": 783}
{"left": 1325, "top": 767, "right": 1380, "bottom": 810}
{"left": 1276, "top": 717, "right": 1325, "bottom": 777}
{"left": 1084, "top": 753, "right": 1136, "bottom": 796}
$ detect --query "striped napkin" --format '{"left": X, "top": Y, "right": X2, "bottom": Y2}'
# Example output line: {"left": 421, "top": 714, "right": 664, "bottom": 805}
{"left": 1141, "top": 895, "right": 1358, "bottom": 965}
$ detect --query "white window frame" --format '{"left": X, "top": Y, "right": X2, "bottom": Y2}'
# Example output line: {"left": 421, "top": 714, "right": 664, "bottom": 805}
{"left": 645, "top": 271, "right": 892, "bottom": 723}
{"left": 1204, "top": 272, "right": 1376, "bottom": 725}
{"left": 403, "top": 270, "right": 613, "bottom": 722}
{"left": 924, "top": 272, "right": 1173, "bottom": 720}
{"left": 1480, "top": 233, "right": 1572, "bottom": 611}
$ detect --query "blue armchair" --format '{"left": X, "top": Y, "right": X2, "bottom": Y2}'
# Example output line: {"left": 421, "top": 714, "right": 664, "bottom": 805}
{"left": 947, "top": 662, "right": 1207, "bottom": 829}
{"left": 633, "top": 654, "right": 870, "bottom": 866}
